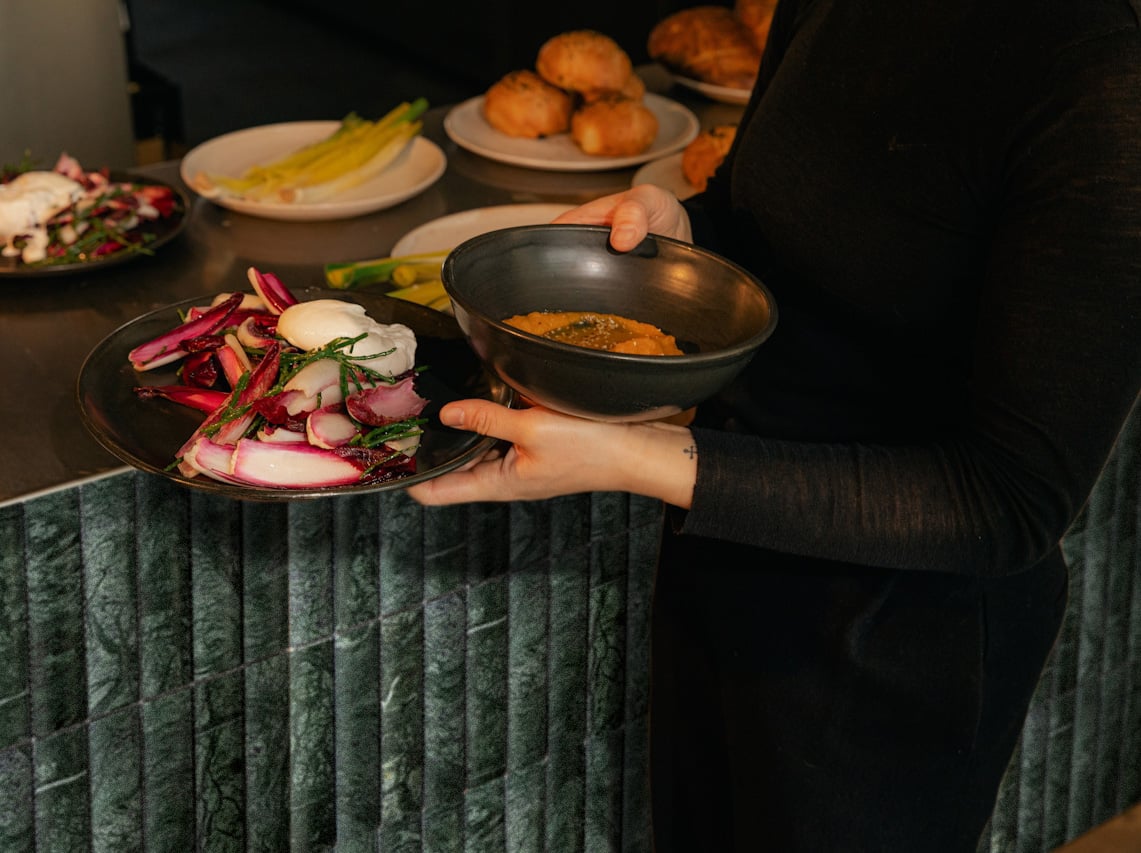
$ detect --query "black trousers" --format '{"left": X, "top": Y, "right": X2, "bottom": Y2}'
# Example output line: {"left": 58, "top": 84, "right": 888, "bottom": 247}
{"left": 649, "top": 530, "right": 1067, "bottom": 853}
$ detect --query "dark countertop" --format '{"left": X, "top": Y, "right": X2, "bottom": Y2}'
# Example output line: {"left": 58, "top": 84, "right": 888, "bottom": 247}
{"left": 0, "top": 95, "right": 742, "bottom": 507}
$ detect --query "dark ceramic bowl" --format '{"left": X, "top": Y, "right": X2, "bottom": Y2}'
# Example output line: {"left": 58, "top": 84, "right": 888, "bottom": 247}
{"left": 441, "top": 224, "right": 777, "bottom": 421}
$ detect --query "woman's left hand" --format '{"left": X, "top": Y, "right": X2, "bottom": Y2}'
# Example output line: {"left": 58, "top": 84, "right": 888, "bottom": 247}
{"left": 406, "top": 399, "right": 698, "bottom": 507}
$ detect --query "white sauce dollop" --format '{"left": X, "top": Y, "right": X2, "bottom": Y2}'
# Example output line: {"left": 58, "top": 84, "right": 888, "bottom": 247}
{"left": 0, "top": 171, "right": 84, "bottom": 262}
{"left": 276, "top": 299, "right": 416, "bottom": 376}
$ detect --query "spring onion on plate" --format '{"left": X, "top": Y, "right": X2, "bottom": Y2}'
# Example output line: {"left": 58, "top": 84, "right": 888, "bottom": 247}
{"left": 193, "top": 98, "right": 429, "bottom": 205}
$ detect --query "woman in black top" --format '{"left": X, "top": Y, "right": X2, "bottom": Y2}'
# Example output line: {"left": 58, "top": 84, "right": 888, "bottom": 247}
{"left": 409, "top": 0, "right": 1141, "bottom": 848}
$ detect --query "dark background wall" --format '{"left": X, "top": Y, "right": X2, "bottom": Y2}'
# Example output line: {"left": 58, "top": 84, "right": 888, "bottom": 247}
{"left": 124, "top": 0, "right": 710, "bottom": 151}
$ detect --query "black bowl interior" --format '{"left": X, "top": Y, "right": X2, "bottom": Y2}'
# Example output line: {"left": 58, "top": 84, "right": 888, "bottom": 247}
{"left": 443, "top": 224, "right": 775, "bottom": 358}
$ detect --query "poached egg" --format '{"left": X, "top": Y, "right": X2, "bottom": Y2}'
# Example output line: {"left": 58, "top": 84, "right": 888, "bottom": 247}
{"left": 276, "top": 299, "right": 416, "bottom": 376}
{"left": 0, "top": 171, "right": 84, "bottom": 263}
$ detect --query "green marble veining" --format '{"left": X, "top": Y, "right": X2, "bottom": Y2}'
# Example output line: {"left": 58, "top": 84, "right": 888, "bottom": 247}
{"left": 0, "top": 744, "right": 33, "bottom": 852}
{"left": 465, "top": 576, "right": 509, "bottom": 790}
{"left": 288, "top": 501, "right": 337, "bottom": 648}
{"left": 421, "top": 504, "right": 468, "bottom": 602}
{"left": 136, "top": 476, "right": 193, "bottom": 700}
{"left": 25, "top": 491, "right": 87, "bottom": 739}
{"left": 379, "top": 494, "right": 426, "bottom": 618}
{"left": 464, "top": 775, "right": 506, "bottom": 853}
{"left": 380, "top": 608, "right": 425, "bottom": 853}
{"left": 290, "top": 641, "right": 337, "bottom": 852}
{"left": 422, "top": 593, "right": 466, "bottom": 853}
{"left": 241, "top": 503, "right": 290, "bottom": 663}
{"left": 584, "top": 730, "right": 625, "bottom": 852}
{"left": 0, "top": 407, "right": 1136, "bottom": 853}
{"left": 546, "top": 547, "right": 590, "bottom": 853}
{"left": 0, "top": 504, "right": 29, "bottom": 751}
{"left": 89, "top": 706, "right": 142, "bottom": 852}
{"left": 190, "top": 493, "right": 243, "bottom": 681}
{"left": 332, "top": 622, "right": 380, "bottom": 853}
{"left": 34, "top": 725, "right": 89, "bottom": 853}
{"left": 81, "top": 476, "right": 140, "bottom": 718}
{"left": 331, "top": 495, "right": 381, "bottom": 632}
{"left": 507, "top": 566, "right": 549, "bottom": 773}
{"left": 505, "top": 762, "right": 545, "bottom": 853}
{"left": 142, "top": 689, "right": 195, "bottom": 852}
{"left": 243, "top": 656, "right": 290, "bottom": 853}
{"left": 195, "top": 669, "right": 246, "bottom": 852}
{"left": 464, "top": 503, "right": 510, "bottom": 586}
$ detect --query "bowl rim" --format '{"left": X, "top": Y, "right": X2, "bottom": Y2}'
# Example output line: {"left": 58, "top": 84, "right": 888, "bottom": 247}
{"left": 441, "top": 223, "right": 778, "bottom": 364}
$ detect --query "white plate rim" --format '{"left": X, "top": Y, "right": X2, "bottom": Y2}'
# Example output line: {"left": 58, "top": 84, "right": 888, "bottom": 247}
{"left": 631, "top": 152, "right": 697, "bottom": 201}
{"left": 179, "top": 121, "right": 447, "bottom": 221}
{"left": 672, "top": 75, "right": 754, "bottom": 106}
{"left": 443, "top": 93, "right": 700, "bottom": 172}
{"left": 390, "top": 202, "right": 577, "bottom": 256}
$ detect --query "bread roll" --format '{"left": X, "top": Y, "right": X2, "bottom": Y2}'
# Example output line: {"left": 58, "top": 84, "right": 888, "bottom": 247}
{"left": 648, "top": 6, "right": 761, "bottom": 89}
{"left": 735, "top": 0, "right": 778, "bottom": 53}
{"left": 571, "top": 96, "right": 659, "bottom": 157}
{"left": 682, "top": 124, "right": 738, "bottom": 191}
{"left": 483, "top": 69, "right": 573, "bottom": 138}
{"left": 536, "top": 30, "right": 633, "bottom": 94}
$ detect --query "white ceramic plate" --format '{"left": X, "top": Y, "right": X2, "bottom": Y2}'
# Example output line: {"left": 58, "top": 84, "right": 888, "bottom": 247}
{"left": 391, "top": 203, "right": 576, "bottom": 256}
{"left": 443, "top": 94, "right": 699, "bottom": 172}
{"left": 180, "top": 121, "right": 446, "bottom": 221}
{"left": 631, "top": 153, "right": 697, "bottom": 201}
{"left": 672, "top": 75, "right": 753, "bottom": 106}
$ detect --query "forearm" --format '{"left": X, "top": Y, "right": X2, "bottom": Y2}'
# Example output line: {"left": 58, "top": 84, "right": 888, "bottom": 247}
{"left": 603, "top": 421, "right": 697, "bottom": 508}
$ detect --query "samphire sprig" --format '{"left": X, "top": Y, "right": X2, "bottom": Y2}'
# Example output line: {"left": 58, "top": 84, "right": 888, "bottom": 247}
{"left": 273, "top": 333, "right": 400, "bottom": 394}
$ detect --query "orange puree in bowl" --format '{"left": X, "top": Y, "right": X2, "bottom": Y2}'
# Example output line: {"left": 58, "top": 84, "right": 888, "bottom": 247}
{"left": 504, "top": 311, "right": 683, "bottom": 355}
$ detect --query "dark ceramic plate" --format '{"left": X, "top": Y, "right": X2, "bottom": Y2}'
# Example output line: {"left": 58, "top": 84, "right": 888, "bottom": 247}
{"left": 0, "top": 172, "right": 188, "bottom": 278}
{"left": 77, "top": 288, "right": 512, "bottom": 500}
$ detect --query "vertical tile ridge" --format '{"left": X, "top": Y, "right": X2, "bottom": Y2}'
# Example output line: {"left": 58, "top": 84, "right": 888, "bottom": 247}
{"left": 17, "top": 501, "right": 37, "bottom": 846}
{"left": 17, "top": 501, "right": 33, "bottom": 749}
{"left": 236, "top": 500, "right": 250, "bottom": 853}
{"left": 283, "top": 500, "right": 298, "bottom": 853}
{"left": 131, "top": 474, "right": 149, "bottom": 853}
{"left": 76, "top": 486, "right": 96, "bottom": 848}
{"left": 186, "top": 494, "right": 200, "bottom": 852}
{"left": 1113, "top": 451, "right": 1141, "bottom": 815}
{"left": 1098, "top": 460, "right": 1127, "bottom": 820}
{"left": 1061, "top": 551, "right": 1084, "bottom": 847}
{"left": 417, "top": 498, "right": 431, "bottom": 850}
{"left": 327, "top": 502, "right": 337, "bottom": 852}
{"left": 545, "top": 539, "right": 554, "bottom": 853}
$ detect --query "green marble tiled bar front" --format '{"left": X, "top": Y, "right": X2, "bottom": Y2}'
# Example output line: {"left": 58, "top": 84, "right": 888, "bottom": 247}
{"left": 1, "top": 405, "right": 1139, "bottom": 852}
{"left": 0, "top": 475, "right": 661, "bottom": 852}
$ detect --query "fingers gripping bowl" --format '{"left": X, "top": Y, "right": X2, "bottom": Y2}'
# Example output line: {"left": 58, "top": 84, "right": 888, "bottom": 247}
{"left": 441, "top": 225, "right": 777, "bottom": 421}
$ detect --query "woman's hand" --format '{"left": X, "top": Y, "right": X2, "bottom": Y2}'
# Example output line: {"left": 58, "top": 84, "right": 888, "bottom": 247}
{"left": 551, "top": 184, "right": 692, "bottom": 250}
{"left": 406, "top": 399, "right": 698, "bottom": 508}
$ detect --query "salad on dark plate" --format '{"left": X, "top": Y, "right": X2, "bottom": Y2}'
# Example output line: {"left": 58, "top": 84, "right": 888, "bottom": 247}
{"left": 0, "top": 152, "right": 187, "bottom": 276}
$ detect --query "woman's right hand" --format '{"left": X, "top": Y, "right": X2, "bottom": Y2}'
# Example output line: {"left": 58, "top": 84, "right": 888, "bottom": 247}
{"left": 550, "top": 184, "right": 692, "bottom": 251}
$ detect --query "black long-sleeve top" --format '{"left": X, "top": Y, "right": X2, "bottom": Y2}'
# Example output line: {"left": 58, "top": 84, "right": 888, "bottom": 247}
{"left": 680, "top": 0, "right": 1141, "bottom": 578}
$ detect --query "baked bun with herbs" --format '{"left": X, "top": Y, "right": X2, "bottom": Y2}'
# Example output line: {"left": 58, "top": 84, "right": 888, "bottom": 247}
{"left": 536, "top": 30, "right": 634, "bottom": 96}
{"left": 483, "top": 69, "right": 574, "bottom": 138}
{"left": 571, "top": 95, "right": 660, "bottom": 157}
{"left": 648, "top": 5, "right": 762, "bottom": 89}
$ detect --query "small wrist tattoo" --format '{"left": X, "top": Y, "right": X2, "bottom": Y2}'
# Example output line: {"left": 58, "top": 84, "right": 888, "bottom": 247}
{"left": 683, "top": 445, "right": 698, "bottom": 459}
